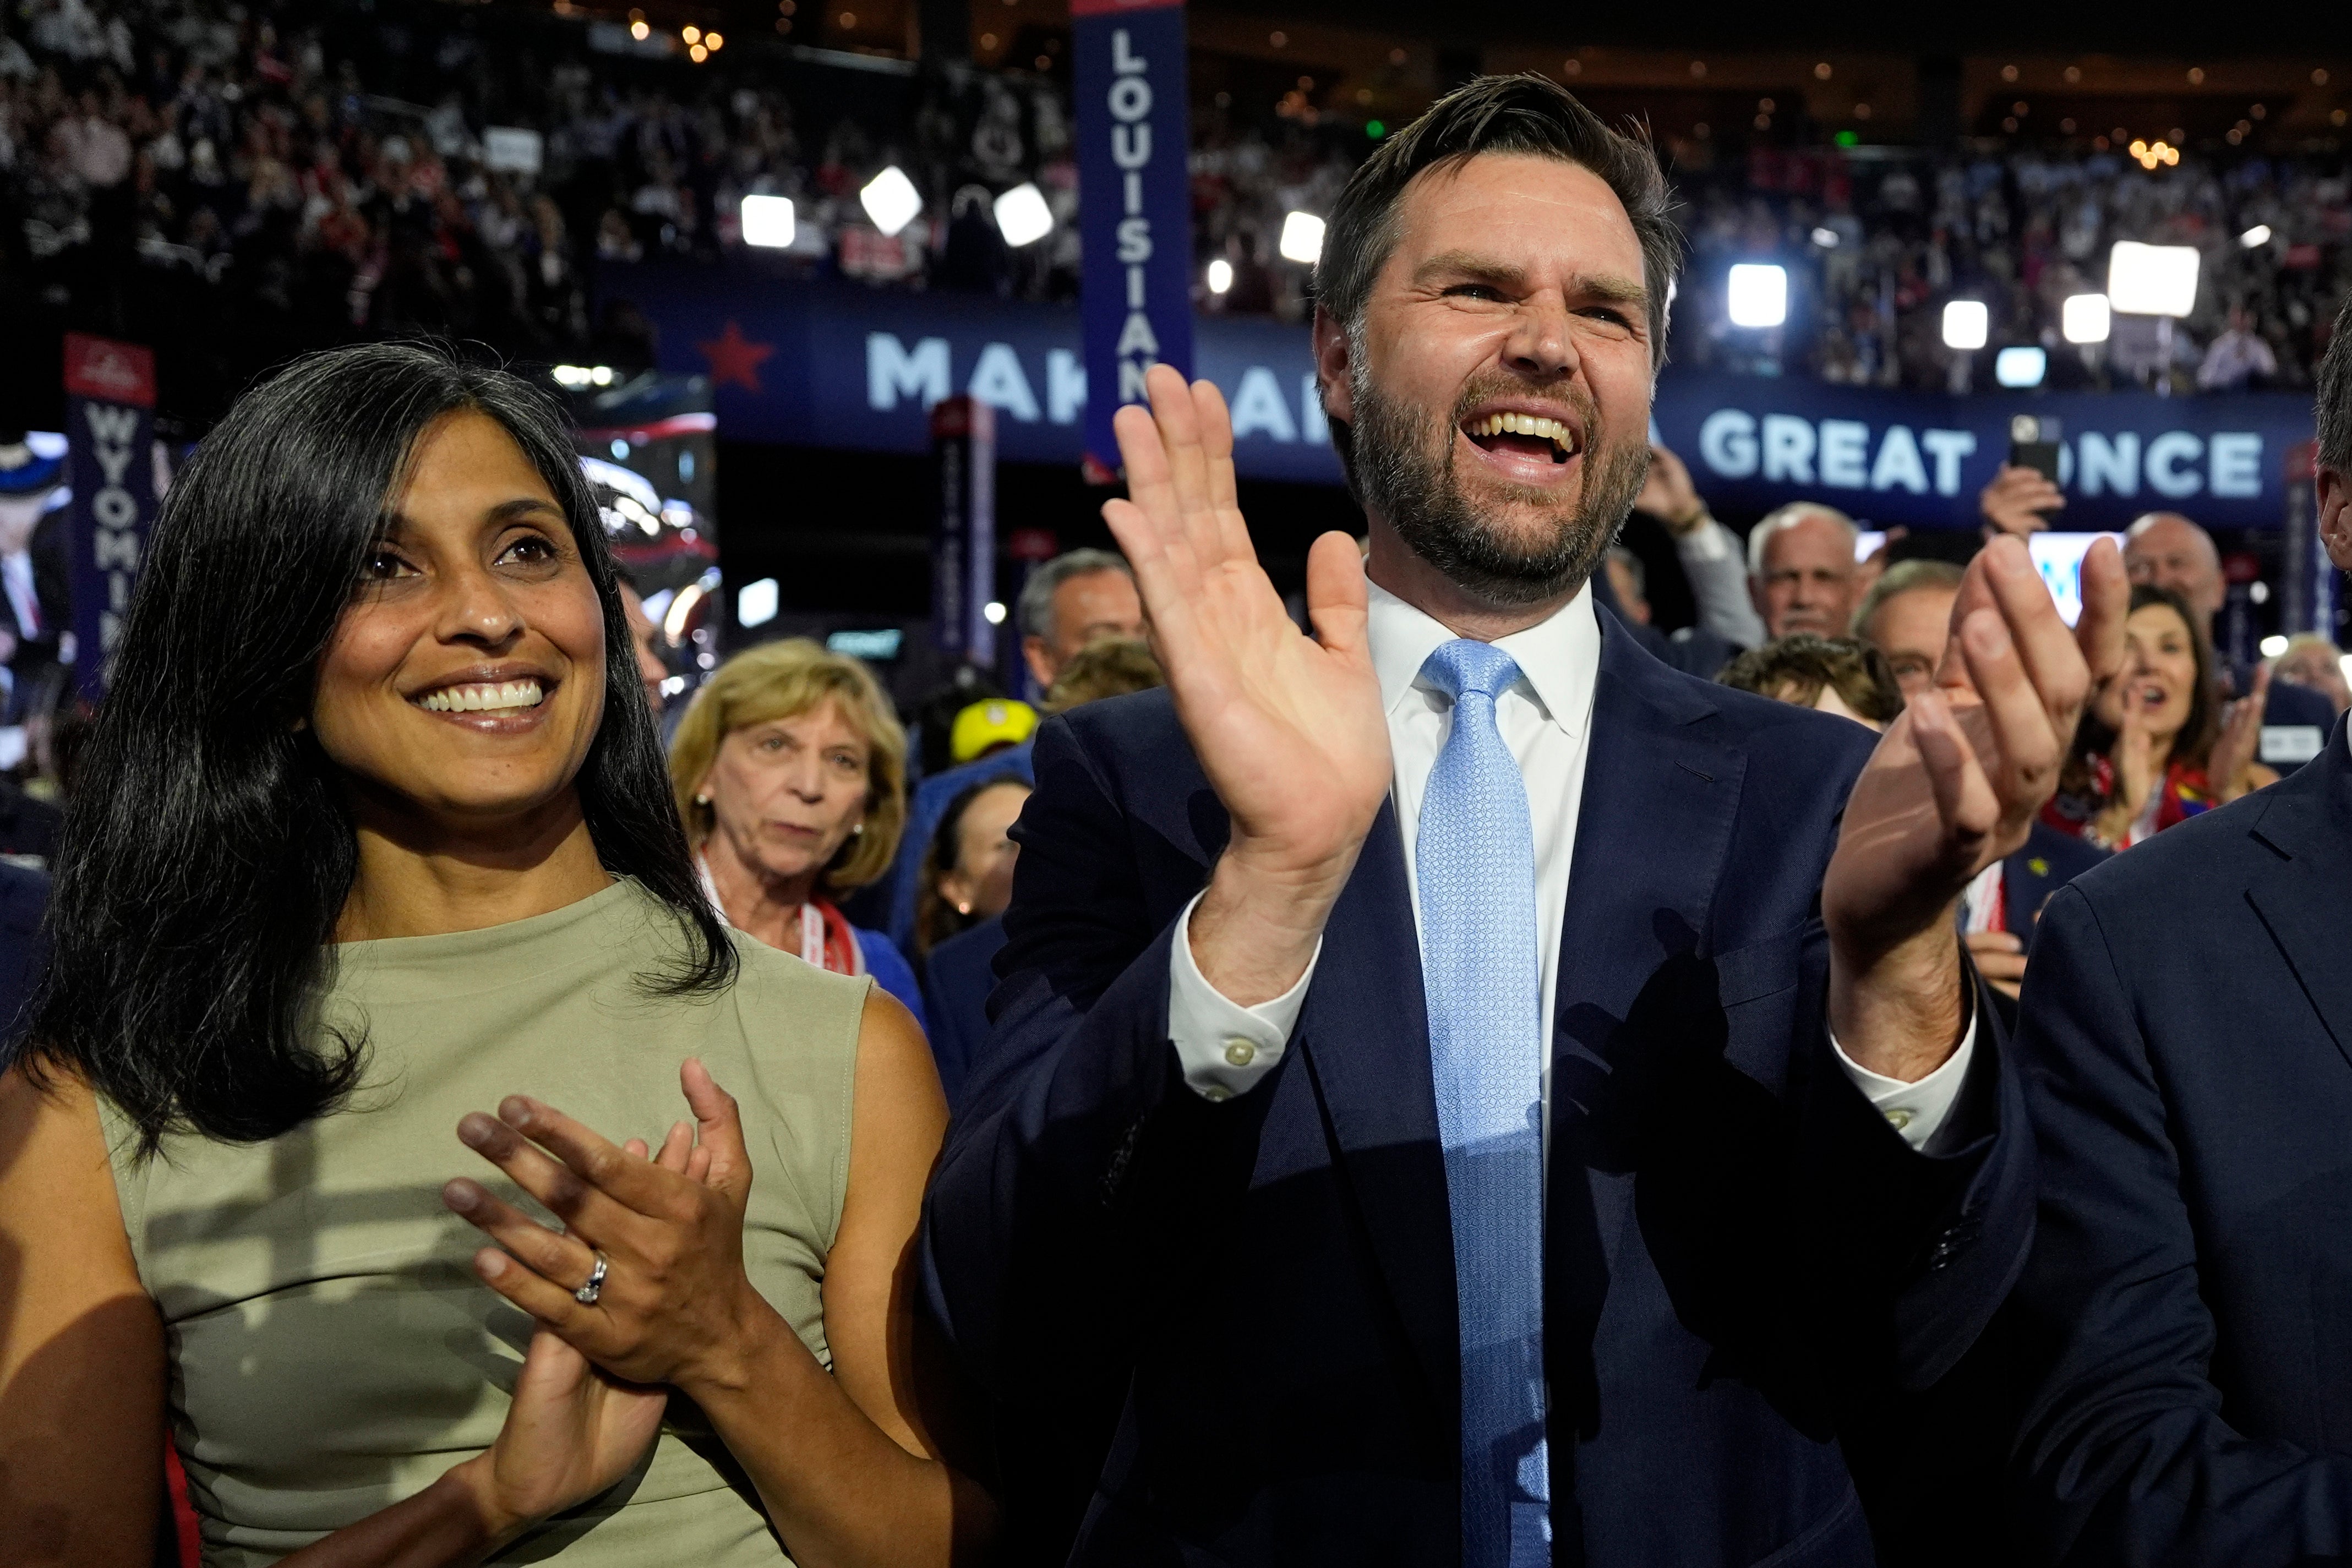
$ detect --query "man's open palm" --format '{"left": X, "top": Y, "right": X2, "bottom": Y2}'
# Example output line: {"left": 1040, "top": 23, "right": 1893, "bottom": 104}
{"left": 1101, "top": 366, "right": 1390, "bottom": 881}
{"left": 1825, "top": 534, "right": 2127, "bottom": 968}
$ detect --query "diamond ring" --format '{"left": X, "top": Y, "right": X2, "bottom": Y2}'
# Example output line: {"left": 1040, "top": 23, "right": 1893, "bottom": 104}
{"left": 574, "top": 1250, "right": 610, "bottom": 1306}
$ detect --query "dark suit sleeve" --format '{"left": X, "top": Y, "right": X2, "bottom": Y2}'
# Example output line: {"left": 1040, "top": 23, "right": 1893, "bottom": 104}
{"left": 919, "top": 714, "right": 1263, "bottom": 1538}
{"left": 2009, "top": 883, "right": 2352, "bottom": 1566}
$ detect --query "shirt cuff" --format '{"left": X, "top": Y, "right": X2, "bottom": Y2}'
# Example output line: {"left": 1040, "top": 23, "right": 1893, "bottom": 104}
{"left": 1674, "top": 517, "right": 1736, "bottom": 563}
{"left": 1165, "top": 889, "right": 1319, "bottom": 1102}
{"left": 1831, "top": 1014, "right": 1978, "bottom": 1151}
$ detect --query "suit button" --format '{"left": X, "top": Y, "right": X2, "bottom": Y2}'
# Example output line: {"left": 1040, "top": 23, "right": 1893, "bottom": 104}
{"left": 1202, "top": 1085, "right": 1233, "bottom": 1103}
{"left": 1224, "top": 1037, "right": 1257, "bottom": 1067}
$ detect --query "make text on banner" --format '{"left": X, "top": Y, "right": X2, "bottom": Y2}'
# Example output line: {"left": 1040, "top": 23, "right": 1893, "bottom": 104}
{"left": 1074, "top": 0, "right": 1193, "bottom": 480}
{"left": 63, "top": 333, "right": 156, "bottom": 702}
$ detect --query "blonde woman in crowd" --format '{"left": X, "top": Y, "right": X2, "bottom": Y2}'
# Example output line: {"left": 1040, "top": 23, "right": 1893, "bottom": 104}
{"left": 669, "top": 638, "right": 928, "bottom": 1028}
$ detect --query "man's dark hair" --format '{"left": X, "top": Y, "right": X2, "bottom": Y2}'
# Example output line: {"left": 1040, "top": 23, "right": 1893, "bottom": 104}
{"left": 2317, "top": 289, "right": 2352, "bottom": 474}
{"left": 1315, "top": 74, "right": 1681, "bottom": 441}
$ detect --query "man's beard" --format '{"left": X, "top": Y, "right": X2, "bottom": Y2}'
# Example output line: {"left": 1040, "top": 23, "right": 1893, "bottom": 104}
{"left": 1350, "top": 366, "right": 1650, "bottom": 608}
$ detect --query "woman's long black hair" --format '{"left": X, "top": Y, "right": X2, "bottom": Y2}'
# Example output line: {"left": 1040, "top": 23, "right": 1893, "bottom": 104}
{"left": 24, "top": 341, "right": 735, "bottom": 1156}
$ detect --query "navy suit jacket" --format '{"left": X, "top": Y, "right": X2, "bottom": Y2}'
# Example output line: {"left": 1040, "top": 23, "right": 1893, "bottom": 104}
{"left": 2009, "top": 718, "right": 2352, "bottom": 1565}
{"left": 2002, "top": 822, "right": 2108, "bottom": 937}
{"left": 922, "top": 618, "right": 2033, "bottom": 1568}
{"left": 923, "top": 914, "right": 1007, "bottom": 1110}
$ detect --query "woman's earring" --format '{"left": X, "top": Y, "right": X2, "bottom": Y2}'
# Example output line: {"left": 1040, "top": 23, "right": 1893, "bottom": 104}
{"left": 957, "top": 901, "right": 972, "bottom": 916}
{"left": 851, "top": 822, "right": 865, "bottom": 836}
{"left": 694, "top": 793, "right": 711, "bottom": 807}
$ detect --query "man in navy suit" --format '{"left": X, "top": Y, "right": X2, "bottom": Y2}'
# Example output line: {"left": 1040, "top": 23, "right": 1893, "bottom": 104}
{"left": 922, "top": 77, "right": 2121, "bottom": 1568}
{"left": 2002, "top": 296, "right": 2352, "bottom": 1564}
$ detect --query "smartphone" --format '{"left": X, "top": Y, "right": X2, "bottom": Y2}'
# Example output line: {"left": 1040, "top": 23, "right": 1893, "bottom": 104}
{"left": 2008, "top": 413, "right": 2062, "bottom": 483}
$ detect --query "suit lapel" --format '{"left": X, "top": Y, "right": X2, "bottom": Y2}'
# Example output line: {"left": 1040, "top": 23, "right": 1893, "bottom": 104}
{"left": 2245, "top": 728, "right": 2352, "bottom": 1073}
{"left": 1292, "top": 796, "right": 1459, "bottom": 1421}
{"left": 1543, "top": 622, "right": 1746, "bottom": 1439}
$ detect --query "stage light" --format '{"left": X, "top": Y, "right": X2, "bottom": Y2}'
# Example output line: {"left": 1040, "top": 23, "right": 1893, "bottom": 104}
{"left": 2261, "top": 634, "right": 2290, "bottom": 658}
{"left": 590, "top": 365, "right": 614, "bottom": 386}
{"left": 1726, "top": 263, "right": 1787, "bottom": 328}
{"left": 983, "top": 600, "right": 1008, "bottom": 625}
{"left": 629, "top": 18, "right": 649, "bottom": 37}
{"left": 1810, "top": 226, "right": 1838, "bottom": 248}
{"left": 992, "top": 182, "right": 1052, "bottom": 247}
{"left": 1994, "top": 346, "right": 2047, "bottom": 387}
{"left": 1278, "top": 210, "right": 1325, "bottom": 265}
{"left": 553, "top": 364, "right": 592, "bottom": 388}
{"left": 860, "top": 166, "right": 923, "bottom": 238}
{"left": 738, "top": 577, "right": 780, "bottom": 630}
{"left": 2062, "top": 293, "right": 2111, "bottom": 343}
{"left": 2240, "top": 223, "right": 2273, "bottom": 248}
{"left": 1206, "top": 258, "right": 1234, "bottom": 294}
{"left": 1942, "top": 299, "right": 1989, "bottom": 351}
{"left": 2108, "top": 241, "right": 2200, "bottom": 317}
{"left": 740, "top": 194, "right": 795, "bottom": 248}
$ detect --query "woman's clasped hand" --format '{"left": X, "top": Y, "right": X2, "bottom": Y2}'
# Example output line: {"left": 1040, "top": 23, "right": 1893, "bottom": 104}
{"left": 443, "top": 1058, "right": 774, "bottom": 1398}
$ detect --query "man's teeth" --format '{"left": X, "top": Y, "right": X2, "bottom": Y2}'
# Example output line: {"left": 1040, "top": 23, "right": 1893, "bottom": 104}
{"left": 419, "top": 680, "right": 544, "bottom": 713}
{"left": 1468, "top": 412, "right": 1578, "bottom": 454}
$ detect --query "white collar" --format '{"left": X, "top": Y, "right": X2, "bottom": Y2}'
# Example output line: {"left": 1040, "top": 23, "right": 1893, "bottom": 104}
{"left": 1365, "top": 577, "right": 1598, "bottom": 740}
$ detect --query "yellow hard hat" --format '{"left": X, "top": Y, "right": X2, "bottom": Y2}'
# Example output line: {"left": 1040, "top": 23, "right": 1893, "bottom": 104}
{"left": 949, "top": 698, "right": 1038, "bottom": 764}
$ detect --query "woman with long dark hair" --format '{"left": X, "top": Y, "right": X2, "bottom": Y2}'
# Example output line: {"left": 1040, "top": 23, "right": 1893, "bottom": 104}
{"left": 0, "top": 343, "right": 984, "bottom": 1565}
{"left": 2044, "top": 583, "right": 2275, "bottom": 849}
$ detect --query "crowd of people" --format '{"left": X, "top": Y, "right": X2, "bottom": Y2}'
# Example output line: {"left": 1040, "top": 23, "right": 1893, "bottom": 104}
{"left": 1675, "top": 146, "right": 2352, "bottom": 391}
{"left": 13, "top": 63, "right": 2352, "bottom": 1568}
{"left": 5, "top": 0, "right": 2348, "bottom": 424}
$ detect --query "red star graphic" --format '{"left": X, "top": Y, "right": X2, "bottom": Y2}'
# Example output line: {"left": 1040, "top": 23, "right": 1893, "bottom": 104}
{"left": 697, "top": 320, "right": 774, "bottom": 393}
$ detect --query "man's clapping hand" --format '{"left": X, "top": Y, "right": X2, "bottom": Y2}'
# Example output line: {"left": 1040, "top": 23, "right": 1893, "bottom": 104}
{"left": 1100, "top": 365, "right": 1390, "bottom": 1006}
{"left": 1822, "top": 534, "right": 2127, "bottom": 1079}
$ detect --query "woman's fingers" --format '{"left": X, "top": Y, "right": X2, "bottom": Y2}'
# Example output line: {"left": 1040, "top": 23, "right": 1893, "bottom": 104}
{"left": 653, "top": 1120, "right": 694, "bottom": 1174}
{"left": 472, "top": 1247, "right": 599, "bottom": 1335}
{"left": 457, "top": 1111, "right": 646, "bottom": 1242}
{"left": 442, "top": 1177, "right": 600, "bottom": 1291}
{"left": 678, "top": 1059, "right": 753, "bottom": 1204}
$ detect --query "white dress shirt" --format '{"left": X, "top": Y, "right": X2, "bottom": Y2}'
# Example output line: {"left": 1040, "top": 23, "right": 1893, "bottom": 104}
{"left": 1164, "top": 581, "right": 1974, "bottom": 1150}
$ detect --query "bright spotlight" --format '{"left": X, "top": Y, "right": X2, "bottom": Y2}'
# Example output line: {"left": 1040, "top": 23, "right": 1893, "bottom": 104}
{"left": 1278, "top": 210, "right": 1325, "bottom": 265}
{"left": 992, "top": 182, "right": 1052, "bottom": 247}
{"left": 1726, "top": 263, "right": 1788, "bottom": 328}
{"left": 2062, "top": 292, "right": 2112, "bottom": 344}
{"left": 1994, "top": 346, "right": 2047, "bottom": 387}
{"left": 2107, "top": 241, "right": 2200, "bottom": 318}
{"left": 1942, "top": 299, "right": 1989, "bottom": 351}
{"left": 740, "top": 194, "right": 796, "bottom": 248}
{"left": 982, "top": 600, "right": 1008, "bottom": 625}
{"left": 1205, "top": 257, "right": 1234, "bottom": 294}
{"left": 2261, "top": 633, "right": 2290, "bottom": 659}
{"left": 2239, "top": 223, "right": 2273, "bottom": 248}
{"left": 553, "top": 364, "right": 592, "bottom": 388}
{"left": 590, "top": 365, "right": 614, "bottom": 386}
{"left": 860, "top": 165, "right": 923, "bottom": 238}
{"left": 737, "top": 577, "right": 780, "bottom": 630}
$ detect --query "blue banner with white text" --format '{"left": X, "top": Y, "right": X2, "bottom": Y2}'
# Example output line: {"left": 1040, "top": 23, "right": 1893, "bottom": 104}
{"left": 609, "top": 265, "right": 2318, "bottom": 528}
{"left": 1073, "top": 0, "right": 1193, "bottom": 475}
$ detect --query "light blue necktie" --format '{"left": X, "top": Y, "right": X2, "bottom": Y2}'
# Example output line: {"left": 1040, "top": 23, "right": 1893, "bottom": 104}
{"left": 1417, "top": 638, "right": 1549, "bottom": 1568}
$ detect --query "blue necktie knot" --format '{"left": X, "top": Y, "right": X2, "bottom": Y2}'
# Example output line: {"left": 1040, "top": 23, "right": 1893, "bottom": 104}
{"left": 1421, "top": 639, "right": 1523, "bottom": 706}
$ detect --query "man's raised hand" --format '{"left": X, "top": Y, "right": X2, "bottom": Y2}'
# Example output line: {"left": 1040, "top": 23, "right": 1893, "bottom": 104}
{"left": 1821, "top": 533, "right": 2127, "bottom": 1079}
{"left": 1101, "top": 365, "right": 1389, "bottom": 1004}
